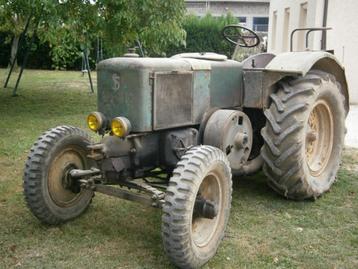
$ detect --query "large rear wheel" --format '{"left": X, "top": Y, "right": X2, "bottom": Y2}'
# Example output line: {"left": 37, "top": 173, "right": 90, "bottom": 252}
{"left": 23, "top": 126, "right": 94, "bottom": 224}
{"left": 261, "top": 70, "right": 346, "bottom": 200}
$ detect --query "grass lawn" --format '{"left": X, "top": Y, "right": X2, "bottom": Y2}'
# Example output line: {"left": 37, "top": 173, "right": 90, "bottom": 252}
{"left": 0, "top": 69, "right": 357, "bottom": 269}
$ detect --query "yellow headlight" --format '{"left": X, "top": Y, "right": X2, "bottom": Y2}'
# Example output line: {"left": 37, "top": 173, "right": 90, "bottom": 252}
{"left": 111, "top": 117, "right": 131, "bottom": 137}
{"left": 87, "top": 112, "right": 104, "bottom": 132}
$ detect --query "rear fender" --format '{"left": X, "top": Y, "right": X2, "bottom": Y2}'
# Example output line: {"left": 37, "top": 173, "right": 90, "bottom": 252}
{"left": 264, "top": 51, "right": 349, "bottom": 113}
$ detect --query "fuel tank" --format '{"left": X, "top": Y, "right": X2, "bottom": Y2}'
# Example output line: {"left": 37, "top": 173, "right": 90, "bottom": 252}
{"left": 97, "top": 54, "right": 243, "bottom": 132}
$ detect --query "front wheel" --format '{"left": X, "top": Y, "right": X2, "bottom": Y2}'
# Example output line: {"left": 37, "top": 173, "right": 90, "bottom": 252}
{"left": 162, "top": 146, "right": 232, "bottom": 269}
{"left": 23, "top": 126, "right": 94, "bottom": 224}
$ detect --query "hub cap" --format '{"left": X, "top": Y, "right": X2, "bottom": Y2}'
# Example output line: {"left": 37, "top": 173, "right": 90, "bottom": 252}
{"left": 305, "top": 100, "right": 334, "bottom": 176}
{"left": 192, "top": 172, "right": 222, "bottom": 247}
{"left": 48, "top": 147, "right": 86, "bottom": 207}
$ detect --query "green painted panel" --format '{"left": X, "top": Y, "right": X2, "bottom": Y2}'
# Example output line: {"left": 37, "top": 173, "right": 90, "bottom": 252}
{"left": 98, "top": 68, "right": 152, "bottom": 131}
{"left": 209, "top": 60, "right": 243, "bottom": 108}
{"left": 193, "top": 70, "right": 211, "bottom": 123}
{"left": 96, "top": 57, "right": 243, "bottom": 132}
{"left": 97, "top": 58, "right": 192, "bottom": 132}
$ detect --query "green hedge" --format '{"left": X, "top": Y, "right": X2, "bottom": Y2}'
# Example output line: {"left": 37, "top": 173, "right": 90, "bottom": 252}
{"left": 0, "top": 32, "right": 11, "bottom": 67}
{"left": 0, "top": 32, "right": 96, "bottom": 70}
{"left": 167, "top": 14, "right": 238, "bottom": 57}
{"left": 0, "top": 32, "right": 55, "bottom": 69}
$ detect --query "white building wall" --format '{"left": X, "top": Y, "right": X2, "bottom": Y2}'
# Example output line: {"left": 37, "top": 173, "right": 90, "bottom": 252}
{"left": 326, "top": 0, "right": 358, "bottom": 104}
{"left": 268, "top": 0, "right": 324, "bottom": 53}
{"left": 268, "top": 0, "right": 358, "bottom": 103}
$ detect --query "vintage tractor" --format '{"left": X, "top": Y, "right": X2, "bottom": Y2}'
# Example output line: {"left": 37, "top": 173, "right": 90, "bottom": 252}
{"left": 23, "top": 26, "right": 349, "bottom": 268}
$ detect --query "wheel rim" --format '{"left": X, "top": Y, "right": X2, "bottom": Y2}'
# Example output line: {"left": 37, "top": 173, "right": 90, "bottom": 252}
{"left": 191, "top": 172, "right": 222, "bottom": 247}
{"left": 203, "top": 110, "right": 253, "bottom": 170}
{"left": 305, "top": 100, "right": 334, "bottom": 177}
{"left": 48, "top": 147, "right": 86, "bottom": 207}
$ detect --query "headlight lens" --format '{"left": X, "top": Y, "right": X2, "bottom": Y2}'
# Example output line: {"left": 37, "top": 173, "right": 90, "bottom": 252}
{"left": 111, "top": 117, "right": 131, "bottom": 137}
{"left": 87, "top": 112, "right": 105, "bottom": 132}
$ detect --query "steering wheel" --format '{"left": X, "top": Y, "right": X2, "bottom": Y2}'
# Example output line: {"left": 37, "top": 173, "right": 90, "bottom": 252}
{"left": 222, "top": 25, "right": 260, "bottom": 48}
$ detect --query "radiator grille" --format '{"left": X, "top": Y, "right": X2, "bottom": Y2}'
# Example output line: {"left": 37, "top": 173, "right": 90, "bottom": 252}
{"left": 153, "top": 71, "right": 193, "bottom": 130}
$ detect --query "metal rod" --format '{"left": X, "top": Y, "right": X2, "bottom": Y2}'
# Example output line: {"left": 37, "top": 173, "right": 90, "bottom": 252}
{"left": 12, "top": 22, "right": 39, "bottom": 96}
{"left": 290, "top": 27, "right": 332, "bottom": 52}
{"left": 100, "top": 38, "right": 103, "bottom": 60}
{"left": 81, "top": 52, "right": 86, "bottom": 75}
{"left": 136, "top": 40, "right": 145, "bottom": 57}
{"left": 4, "top": 12, "right": 32, "bottom": 88}
{"left": 96, "top": 36, "right": 100, "bottom": 63}
{"left": 95, "top": 184, "right": 159, "bottom": 207}
{"left": 70, "top": 168, "right": 101, "bottom": 178}
{"left": 322, "top": 0, "right": 329, "bottom": 50}
{"left": 83, "top": 49, "right": 94, "bottom": 93}
{"left": 305, "top": 27, "right": 332, "bottom": 50}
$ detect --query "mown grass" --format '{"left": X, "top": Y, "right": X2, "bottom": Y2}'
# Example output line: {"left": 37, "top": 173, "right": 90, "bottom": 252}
{"left": 0, "top": 69, "right": 357, "bottom": 269}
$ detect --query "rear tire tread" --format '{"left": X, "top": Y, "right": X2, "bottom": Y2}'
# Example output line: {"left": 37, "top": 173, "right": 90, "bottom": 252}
{"left": 261, "top": 70, "right": 346, "bottom": 200}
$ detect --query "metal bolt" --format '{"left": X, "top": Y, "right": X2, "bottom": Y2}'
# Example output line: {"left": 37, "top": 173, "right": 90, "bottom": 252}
{"left": 306, "top": 131, "right": 317, "bottom": 142}
{"left": 234, "top": 132, "right": 249, "bottom": 149}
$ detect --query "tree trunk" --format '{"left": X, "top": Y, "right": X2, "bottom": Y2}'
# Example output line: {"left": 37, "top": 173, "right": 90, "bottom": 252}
{"left": 9, "top": 35, "right": 20, "bottom": 69}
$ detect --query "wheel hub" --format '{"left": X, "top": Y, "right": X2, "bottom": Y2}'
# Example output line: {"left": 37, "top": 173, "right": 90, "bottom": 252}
{"left": 48, "top": 148, "right": 86, "bottom": 207}
{"left": 62, "top": 164, "right": 80, "bottom": 192}
{"left": 305, "top": 100, "right": 334, "bottom": 176}
{"left": 194, "top": 196, "right": 218, "bottom": 219}
{"left": 204, "top": 110, "right": 253, "bottom": 169}
{"left": 191, "top": 172, "right": 222, "bottom": 247}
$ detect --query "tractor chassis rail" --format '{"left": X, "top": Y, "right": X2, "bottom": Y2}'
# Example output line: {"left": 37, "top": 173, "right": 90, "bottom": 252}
{"left": 74, "top": 168, "right": 218, "bottom": 218}
{"left": 75, "top": 170, "right": 166, "bottom": 208}
{"left": 94, "top": 184, "right": 164, "bottom": 208}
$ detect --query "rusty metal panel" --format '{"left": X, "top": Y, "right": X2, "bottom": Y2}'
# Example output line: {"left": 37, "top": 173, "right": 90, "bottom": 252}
{"left": 97, "top": 58, "right": 192, "bottom": 132}
{"left": 243, "top": 70, "right": 264, "bottom": 108}
{"left": 97, "top": 68, "right": 152, "bottom": 131}
{"left": 243, "top": 70, "right": 288, "bottom": 109}
{"left": 153, "top": 71, "right": 193, "bottom": 130}
{"left": 241, "top": 53, "right": 275, "bottom": 69}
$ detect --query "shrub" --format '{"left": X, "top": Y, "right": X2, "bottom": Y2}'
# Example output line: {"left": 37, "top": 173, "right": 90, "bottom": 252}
{"left": 167, "top": 13, "right": 238, "bottom": 57}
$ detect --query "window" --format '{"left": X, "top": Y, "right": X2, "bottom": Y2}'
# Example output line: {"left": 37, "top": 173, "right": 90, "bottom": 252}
{"left": 253, "top": 17, "right": 269, "bottom": 32}
{"left": 282, "top": 8, "right": 290, "bottom": 51}
{"left": 297, "top": 2, "right": 308, "bottom": 51}
{"left": 238, "top": 17, "right": 247, "bottom": 23}
{"left": 271, "top": 11, "right": 277, "bottom": 50}
{"left": 238, "top": 16, "right": 247, "bottom": 26}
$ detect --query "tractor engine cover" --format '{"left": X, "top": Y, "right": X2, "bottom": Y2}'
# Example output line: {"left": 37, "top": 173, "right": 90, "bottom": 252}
{"left": 97, "top": 57, "right": 243, "bottom": 132}
{"left": 203, "top": 110, "right": 253, "bottom": 170}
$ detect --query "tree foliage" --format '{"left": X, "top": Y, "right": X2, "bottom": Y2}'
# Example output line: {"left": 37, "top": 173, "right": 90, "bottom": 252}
{"left": 0, "top": 0, "right": 53, "bottom": 67}
{"left": 0, "top": 0, "right": 50, "bottom": 35}
{"left": 0, "top": 0, "right": 186, "bottom": 68}
{"left": 38, "top": 1, "right": 99, "bottom": 69}
{"left": 97, "top": 0, "right": 186, "bottom": 56}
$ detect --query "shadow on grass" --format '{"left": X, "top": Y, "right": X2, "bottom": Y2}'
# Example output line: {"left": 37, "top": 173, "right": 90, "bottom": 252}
{"left": 17, "top": 172, "right": 288, "bottom": 268}
{"left": 233, "top": 172, "right": 293, "bottom": 202}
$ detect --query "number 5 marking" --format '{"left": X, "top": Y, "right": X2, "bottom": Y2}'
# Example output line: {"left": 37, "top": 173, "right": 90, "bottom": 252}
{"left": 112, "top": 73, "right": 120, "bottom": 91}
